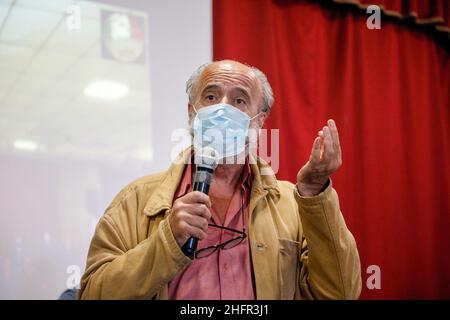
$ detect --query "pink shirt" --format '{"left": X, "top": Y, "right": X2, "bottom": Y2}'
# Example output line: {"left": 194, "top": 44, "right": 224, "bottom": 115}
{"left": 168, "top": 160, "right": 255, "bottom": 300}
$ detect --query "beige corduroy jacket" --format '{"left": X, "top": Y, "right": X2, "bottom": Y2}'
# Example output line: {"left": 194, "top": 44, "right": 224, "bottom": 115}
{"left": 79, "top": 149, "right": 362, "bottom": 300}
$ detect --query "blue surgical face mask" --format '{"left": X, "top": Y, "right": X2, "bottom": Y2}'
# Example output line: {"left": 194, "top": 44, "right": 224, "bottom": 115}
{"left": 192, "top": 103, "right": 261, "bottom": 159}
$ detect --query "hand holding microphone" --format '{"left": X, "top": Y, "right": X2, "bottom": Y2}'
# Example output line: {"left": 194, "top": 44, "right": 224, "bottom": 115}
{"left": 169, "top": 147, "right": 219, "bottom": 259}
{"left": 168, "top": 191, "right": 212, "bottom": 249}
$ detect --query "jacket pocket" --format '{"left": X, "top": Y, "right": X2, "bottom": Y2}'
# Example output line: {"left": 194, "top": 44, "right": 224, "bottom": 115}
{"left": 278, "top": 238, "right": 300, "bottom": 300}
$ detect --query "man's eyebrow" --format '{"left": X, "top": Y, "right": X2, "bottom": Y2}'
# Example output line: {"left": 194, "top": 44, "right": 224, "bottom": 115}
{"left": 200, "top": 84, "right": 252, "bottom": 101}
{"left": 233, "top": 86, "right": 252, "bottom": 101}
{"left": 201, "top": 84, "right": 221, "bottom": 93}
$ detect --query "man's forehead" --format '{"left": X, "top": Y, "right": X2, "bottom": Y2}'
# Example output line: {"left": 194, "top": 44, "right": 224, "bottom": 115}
{"left": 198, "top": 61, "right": 259, "bottom": 89}
{"left": 207, "top": 60, "right": 253, "bottom": 74}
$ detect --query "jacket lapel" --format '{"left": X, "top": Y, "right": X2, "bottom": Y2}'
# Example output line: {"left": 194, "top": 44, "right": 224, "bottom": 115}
{"left": 248, "top": 153, "right": 282, "bottom": 299}
{"left": 143, "top": 149, "right": 191, "bottom": 217}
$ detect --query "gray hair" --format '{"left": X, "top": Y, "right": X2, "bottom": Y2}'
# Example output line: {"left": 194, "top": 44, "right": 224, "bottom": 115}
{"left": 185, "top": 61, "right": 274, "bottom": 113}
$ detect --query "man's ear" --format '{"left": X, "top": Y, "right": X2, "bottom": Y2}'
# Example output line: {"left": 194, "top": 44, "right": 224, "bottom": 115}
{"left": 188, "top": 103, "right": 195, "bottom": 123}
{"left": 257, "top": 112, "right": 268, "bottom": 128}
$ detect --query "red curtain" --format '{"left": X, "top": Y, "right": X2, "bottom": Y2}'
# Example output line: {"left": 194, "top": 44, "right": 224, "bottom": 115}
{"left": 330, "top": 0, "right": 450, "bottom": 34}
{"left": 335, "top": 0, "right": 447, "bottom": 17}
{"left": 213, "top": 0, "right": 450, "bottom": 299}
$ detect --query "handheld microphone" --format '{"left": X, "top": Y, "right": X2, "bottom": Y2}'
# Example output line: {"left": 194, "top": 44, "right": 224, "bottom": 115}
{"left": 181, "top": 147, "right": 219, "bottom": 259}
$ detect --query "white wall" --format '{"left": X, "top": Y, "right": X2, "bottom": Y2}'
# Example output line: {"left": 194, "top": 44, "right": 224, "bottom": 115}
{"left": 0, "top": 0, "right": 212, "bottom": 299}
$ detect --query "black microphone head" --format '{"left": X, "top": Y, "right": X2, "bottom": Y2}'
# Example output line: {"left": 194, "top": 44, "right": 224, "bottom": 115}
{"left": 194, "top": 146, "right": 219, "bottom": 170}
{"left": 183, "top": 147, "right": 218, "bottom": 258}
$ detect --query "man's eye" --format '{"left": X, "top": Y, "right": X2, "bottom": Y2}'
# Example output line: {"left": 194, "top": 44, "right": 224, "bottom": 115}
{"left": 205, "top": 95, "right": 216, "bottom": 101}
{"left": 236, "top": 98, "right": 246, "bottom": 105}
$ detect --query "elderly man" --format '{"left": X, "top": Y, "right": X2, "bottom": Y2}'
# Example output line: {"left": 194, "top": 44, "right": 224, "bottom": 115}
{"left": 79, "top": 60, "right": 361, "bottom": 300}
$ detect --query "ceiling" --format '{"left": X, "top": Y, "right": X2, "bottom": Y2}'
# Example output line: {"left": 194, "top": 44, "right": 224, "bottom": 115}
{"left": 0, "top": 0, "right": 152, "bottom": 162}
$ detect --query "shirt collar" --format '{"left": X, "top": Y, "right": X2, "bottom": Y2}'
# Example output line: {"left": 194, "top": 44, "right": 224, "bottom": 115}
{"left": 176, "top": 154, "right": 253, "bottom": 199}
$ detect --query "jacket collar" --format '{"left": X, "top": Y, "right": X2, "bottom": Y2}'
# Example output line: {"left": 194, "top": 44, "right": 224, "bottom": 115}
{"left": 143, "top": 147, "right": 280, "bottom": 217}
